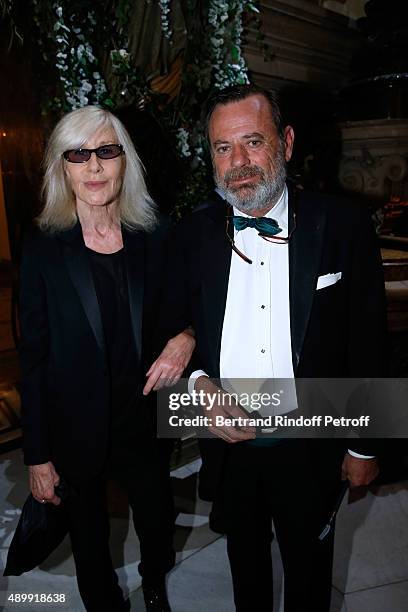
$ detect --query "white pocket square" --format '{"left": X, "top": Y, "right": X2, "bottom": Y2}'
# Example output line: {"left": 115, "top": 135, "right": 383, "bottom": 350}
{"left": 316, "top": 272, "right": 342, "bottom": 290}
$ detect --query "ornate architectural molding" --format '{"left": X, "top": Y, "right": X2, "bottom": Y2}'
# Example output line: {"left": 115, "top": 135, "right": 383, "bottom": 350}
{"left": 320, "top": 0, "right": 366, "bottom": 20}
{"left": 244, "top": 0, "right": 362, "bottom": 89}
{"left": 339, "top": 154, "right": 407, "bottom": 198}
{"left": 339, "top": 119, "right": 408, "bottom": 198}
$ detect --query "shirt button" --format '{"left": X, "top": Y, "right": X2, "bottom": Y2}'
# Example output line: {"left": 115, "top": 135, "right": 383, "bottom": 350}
{"left": 261, "top": 305, "right": 265, "bottom": 309}
{"left": 260, "top": 261, "right": 264, "bottom": 266}
{"left": 261, "top": 349, "right": 266, "bottom": 354}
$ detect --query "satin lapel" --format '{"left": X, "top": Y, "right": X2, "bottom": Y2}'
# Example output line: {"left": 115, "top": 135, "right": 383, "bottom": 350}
{"left": 289, "top": 187, "right": 326, "bottom": 373}
{"left": 60, "top": 224, "right": 106, "bottom": 355}
{"left": 122, "top": 229, "right": 145, "bottom": 363}
{"left": 200, "top": 201, "right": 232, "bottom": 376}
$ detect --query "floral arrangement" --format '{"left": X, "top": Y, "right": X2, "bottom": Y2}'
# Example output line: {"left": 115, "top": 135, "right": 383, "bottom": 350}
{"left": 163, "top": 0, "right": 261, "bottom": 213}
{"left": 27, "top": 1, "right": 109, "bottom": 112}
{"left": 4, "top": 0, "right": 265, "bottom": 214}
{"left": 208, "top": 0, "right": 251, "bottom": 89}
{"left": 51, "top": 5, "right": 107, "bottom": 110}
{"left": 158, "top": 0, "right": 172, "bottom": 40}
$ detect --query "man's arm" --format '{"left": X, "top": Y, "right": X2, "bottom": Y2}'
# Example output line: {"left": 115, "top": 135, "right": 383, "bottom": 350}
{"left": 343, "top": 203, "right": 387, "bottom": 486}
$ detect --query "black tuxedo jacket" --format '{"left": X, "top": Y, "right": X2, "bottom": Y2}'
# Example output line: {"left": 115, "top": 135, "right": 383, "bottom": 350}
{"left": 161, "top": 185, "right": 388, "bottom": 459}
{"left": 19, "top": 221, "right": 167, "bottom": 484}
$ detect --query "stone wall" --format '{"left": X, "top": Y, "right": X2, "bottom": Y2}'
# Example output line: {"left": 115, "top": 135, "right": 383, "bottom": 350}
{"left": 243, "top": 0, "right": 363, "bottom": 90}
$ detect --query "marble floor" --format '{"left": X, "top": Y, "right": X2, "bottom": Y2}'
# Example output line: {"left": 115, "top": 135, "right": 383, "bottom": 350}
{"left": 0, "top": 451, "right": 408, "bottom": 611}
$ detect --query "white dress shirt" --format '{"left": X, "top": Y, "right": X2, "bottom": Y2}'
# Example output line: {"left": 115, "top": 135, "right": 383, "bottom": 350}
{"left": 189, "top": 185, "right": 293, "bottom": 400}
{"left": 219, "top": 186, "right": 293, "bottom": 380}
{"left": 188, "top": 187, "right": 373, "bottom": 458}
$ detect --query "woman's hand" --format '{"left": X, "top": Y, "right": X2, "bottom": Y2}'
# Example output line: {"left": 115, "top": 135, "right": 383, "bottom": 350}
{"left": 29, "top": 461, "right": 61, "bottom": 505}
{"left": 143, "top": 329, "right": 196, "bottom": 395}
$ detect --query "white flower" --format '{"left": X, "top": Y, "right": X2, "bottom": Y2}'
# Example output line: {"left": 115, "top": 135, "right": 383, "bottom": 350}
{"left": 81, "top": 80, "right": 93, "bottom": 93}
{"left": 207, "top": 0, "right": 249, "bottom": 90}
{"left": 176, "top": 128, "right": 192, "bottom": 158}
{"left": 88, "top": 12, "right": 96, "bottom": 26}
{"left": 95, "top": 80, "right": 107, "bottom": 98}
{"left": 159, "top": 0, "right": 172, "bottom": 40}
{"left": 85, "top": 44, "right": 95, "bottom": 63}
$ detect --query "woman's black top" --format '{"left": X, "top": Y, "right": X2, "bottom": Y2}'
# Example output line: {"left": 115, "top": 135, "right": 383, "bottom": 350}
{"left": 87, "top": 248, "right": 141, "bottom": 446}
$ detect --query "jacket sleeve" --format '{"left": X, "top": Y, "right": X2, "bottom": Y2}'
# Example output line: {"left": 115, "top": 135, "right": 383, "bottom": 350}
{"left": 346, "top": 204, "right": 388, "bottom": 457}
{"left": 154, "top": 221, "right": 195, "bottom": 351}
{"left": 18, "top": 233, "right": 52, "bottom": 465}
{"left": 347, "top": 204, "right": 388, "bottom": 377}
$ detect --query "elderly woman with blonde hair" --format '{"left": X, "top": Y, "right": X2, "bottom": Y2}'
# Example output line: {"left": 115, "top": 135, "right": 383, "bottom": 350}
{"left": 19, "top": 106, "right": 194, "bottom": 611}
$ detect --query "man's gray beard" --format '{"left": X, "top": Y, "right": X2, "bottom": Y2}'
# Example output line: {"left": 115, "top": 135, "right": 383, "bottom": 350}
{"left": 215, "top": 149, "right": 287, "bottom": 214}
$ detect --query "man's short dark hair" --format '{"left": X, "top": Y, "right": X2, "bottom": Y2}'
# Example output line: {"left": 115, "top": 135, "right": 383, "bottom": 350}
{"left": 204, "top": 84, "right": 284, "bottom": 143}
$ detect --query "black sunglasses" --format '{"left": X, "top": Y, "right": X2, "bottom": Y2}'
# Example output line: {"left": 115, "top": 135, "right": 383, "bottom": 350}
{"left": 63, "top": 144, "right": 124, "bottom": 163}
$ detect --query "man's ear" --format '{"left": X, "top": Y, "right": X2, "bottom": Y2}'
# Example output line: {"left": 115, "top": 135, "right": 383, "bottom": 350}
{"left": 283, "top": 126, "right": 295, "bottom": 162}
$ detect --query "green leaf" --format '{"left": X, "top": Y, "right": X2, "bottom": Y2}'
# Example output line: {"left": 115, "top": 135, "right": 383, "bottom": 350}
{"left": 231, "top": 46, "right": 239, "bottom": 62}
{"left": 246, "top": 2, "right": 260, "bottom": 13}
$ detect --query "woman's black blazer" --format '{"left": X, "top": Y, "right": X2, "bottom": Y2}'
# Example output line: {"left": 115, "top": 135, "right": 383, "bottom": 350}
{"left": 19, "top": 220, "right": 168, "bottom": 485}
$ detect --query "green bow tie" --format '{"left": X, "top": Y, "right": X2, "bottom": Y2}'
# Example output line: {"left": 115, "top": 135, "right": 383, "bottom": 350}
{"left": 232, "top": 216, "right": 282, "bottom": 237}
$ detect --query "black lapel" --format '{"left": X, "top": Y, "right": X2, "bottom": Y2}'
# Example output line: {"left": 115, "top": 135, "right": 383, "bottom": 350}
{"left": 59, "top": 223, "right": 106, "bottom": 356}
{"left": 200, "top": 197, "right": 232, "bottom": 376}
{"left": 289, "top": 185, "right": 326, "bottom": 373}
{"left": 122, "top": 228, "right": 145, "bottom": 364}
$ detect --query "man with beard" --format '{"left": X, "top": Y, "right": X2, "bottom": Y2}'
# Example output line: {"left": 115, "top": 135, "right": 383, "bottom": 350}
{"left": 160, "top": 84, "right": 386, "bottom": 611}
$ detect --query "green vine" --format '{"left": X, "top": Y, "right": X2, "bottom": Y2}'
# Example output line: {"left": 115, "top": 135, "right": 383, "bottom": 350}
{"left": 160, "top": 0, "right": 263, "bottom": 215}
{"left": 4, "top": 0, "right": 267, "bottom": 216}
{"left": 0, "top": 0, "right": 23, "bottom": 49}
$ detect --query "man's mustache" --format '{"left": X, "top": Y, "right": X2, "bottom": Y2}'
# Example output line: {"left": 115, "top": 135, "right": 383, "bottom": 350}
{"left": 223, "top": 166, "right": 265, "bottom": 185}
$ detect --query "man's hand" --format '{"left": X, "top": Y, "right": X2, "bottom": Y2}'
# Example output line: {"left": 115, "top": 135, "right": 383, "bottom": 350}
{"left": 29, "top": 461, "right": 61, "bottom": 505}
{"left": 341, "top": 453, "right": 379, "bottom": 488}
{"left": 196, "top": 376, "right": 256, "bottom": 443}
{"left": 143, "top": 329, "right": 196, "bottom": 395}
